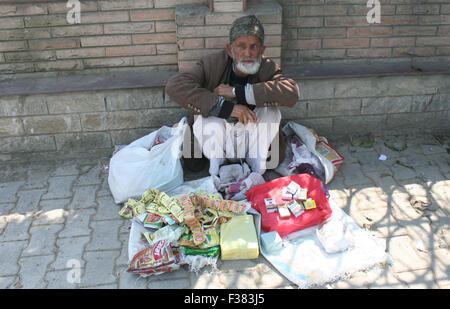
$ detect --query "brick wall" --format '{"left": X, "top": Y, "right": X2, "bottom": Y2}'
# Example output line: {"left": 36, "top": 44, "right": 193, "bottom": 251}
{"left": 0, "top": 0, "right": 185, "bottom": 78}
{"left": 280, "top": 0, "right": 450, "bottom": 65}
{"left": 2, "top": 0, "right": 449, "bottom": 78}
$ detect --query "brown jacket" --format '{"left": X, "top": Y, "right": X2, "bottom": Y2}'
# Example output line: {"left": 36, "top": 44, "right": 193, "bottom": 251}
{"left": 165, "top": 49, "right": 300, "bottom": 117}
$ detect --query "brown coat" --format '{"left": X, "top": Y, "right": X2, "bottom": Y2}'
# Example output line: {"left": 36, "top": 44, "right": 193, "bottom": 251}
{"left": 165, "top": 49, "right": 300, "bottom": 117}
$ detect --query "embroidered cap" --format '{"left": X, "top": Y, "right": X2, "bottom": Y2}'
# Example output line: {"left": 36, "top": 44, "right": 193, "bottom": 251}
{"left": 229, "top": 15, "right": 264, "bottom": 45}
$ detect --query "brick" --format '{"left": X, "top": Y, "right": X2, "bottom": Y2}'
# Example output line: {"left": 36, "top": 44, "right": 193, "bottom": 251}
{"left": 308, "top": 98, "right": 361, "bottom": 117}
{"left": 14, "top": 188, "right": 45, "bottom": 214}
{"left": 56, "top": 47, "right": 105, "bottom": 59}
{"left": 0, "top": 241, "right": 27, "bottom": 275}
{"left": 179, "top": 48, "right": 222, "bottom": 60}
{"left": 80, "top": 11, "right": 129, "bottom": 24}
{"left": 35, "top": 60, "right": 83, "bottom": 72}
{"left": 156, "top": 43, "right": 177, "bottom": 54}
{"left": 420, "top": 15, "right": 450, "bottom": 25}
{"left": 104, "top": 22, "right": 155, "bottom": 34}
{"left": 0, "top": 28, "right": 51, "bottom": 41}
{"left": 178, "top": 38, "right": 204, "bottom": 50}
{"left": 0, "top": 118, "right": 24, "bottom": 137}
{"left": 287, "top": 17, "right": 323, "bottom": 28}
{"left": 438, "top": 26, "right": 450, "bottom": 35}
{"left": 0, "top": 17, "right": 24, "bottom": 29}
{"left": 154, "top": 0, "right": 176, "bottom": 8}
{"left": 106, "top": 88, "right": 164, "bottom": 110}
{"left": 178, "top": 25, "right": 230, "bottom": 37}
{"left": 0, "top": 96, "right": 48, "bottom": 117}
{"left": 325, "top": 16, "right": 367, "bottom": 27}
{"left": 5, "top": 50, "right": 56, "bottom": 62}
{"left": 99, "top": 0, "right": 154, "bottom": 10}
{"left": 214, "top": 1, "right": 244, "bottom": 13}
{"left": 346, "top": 48, "right": 391, "bottom": 57}
{"left": 205, "top": 13, "right": 245, "bottom": 25}
{"left": 23, "top": 115, "right": 81, "bottom": 135}
{"left": 332, "top": 115, "right": 387, "bottom": 136}
{"left": 0, "top": 135, "right": 56, "bottom": 153}
{"left": 132, "top": 32, "right": 176, "bottom": 44}
{"left": 299, "top": 5, "right": 346, "bottom": 16}
{"left": 130, "top": 8, "right": 175, "bottom": 21}
{"left": 0, "top": 41, "right": 27, "bottom": 52}
{"left": 298, "top": 27, "right": 346, "bottom": 38}
{"left": 42, "top": 175, "right": 77, "bottom": 200}
{"left": 437, "top": 47, "right": 450, "bottom": 55}
{"left": 106, "top": 44, "right": 157, "bottom": 57}
{"left": 0, "top": 4, "right": 47, "bottom": 16}
{"left": 23, "top": 14, "right": 67, "bottom": 27}
{"left": 155, "top": 20, "right": 176, "bottom": 32}
{"left": 371, "top": 37, "right": 415, "bottom": 47}
{"left": 361, "top": 96, "right": 412, "bottom": 114}
{"left": 393, "top": 47, "right": 435, "bottom": 57}
{"left": 393, "top": 26, "right": 437, "bottom": 36}
{"left": 347, "top": 27, "right": 392, "bottom": 37}
{"left": 323, "top": 38, "right": 370, "bottom": 48}
{"left": 51, "top": 25, "right": 103, "bottom": 37}
{"left": 287, "top": 39, "right": 321, "bottom": 50}
{"left": 23, "top": 225, "right": 63, "bottom": 257}
{"left": 28, "top": 39, "right": 79, "bottom": 51}
{"left": 416, "top": 36, "right": 450, "bottom": 46}
{"left": 46, "top": 92, "right": 106, "bottom": 114}
{"left": 87, "top": 221, "right": 122, "bottom": 251}
{"left": 381, "top": 15, "right": 418, "bottom": 25}
{"left": 55, "top": 132, "right": 112, "bottom": 151}
{"left": 1, "top": 213, "right": 33, "bottom": 241}
{"left": 205, "top": 37, "right": 228, "bottom": 49}
{"left": 34, "top": 199, "right": 70, "bottom": 226}
{"left": 51, "top": 236, "right": 90, "bottom": 270}
{"left": 133, "top": 54, "right": 178, "bottom": 65}
{"left": 81, "top": 35, "right": 131, "bottom": 47}
{"left": 176, "top": 14, "right": 205, "bottom": 26}
{"left": 347, "top": 4, "right": 395, "bottom": 15}
{"left": 59, "top": 206, "right": 94, "bottom": 237}
{"left": 81, "top": 251, "right": 120, "bottom": 287}
{"left": 83, "top": 57, "right": 133, "bottom": 68}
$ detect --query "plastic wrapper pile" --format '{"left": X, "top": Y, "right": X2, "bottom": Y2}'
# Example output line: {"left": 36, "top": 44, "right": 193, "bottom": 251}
{"left": 119, "top": 188, "right": 250, "bottom": 276}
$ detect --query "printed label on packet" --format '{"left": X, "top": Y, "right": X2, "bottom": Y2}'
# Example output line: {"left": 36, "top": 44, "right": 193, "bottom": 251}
{"left": 278, "top": 205, "right": 291, "bottom": 218}
{"left": 264, "top": 198, "right": 278, "bottom": 213}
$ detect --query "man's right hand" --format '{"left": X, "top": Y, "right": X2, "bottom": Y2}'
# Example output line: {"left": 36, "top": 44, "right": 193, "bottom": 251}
{"left": 231, "top": 104, "right": 257, "bottom": 126}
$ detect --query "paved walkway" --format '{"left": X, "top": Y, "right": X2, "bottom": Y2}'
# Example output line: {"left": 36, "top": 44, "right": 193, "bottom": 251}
{"left": 0, "top": 133, "right": 448, "bottom": 289}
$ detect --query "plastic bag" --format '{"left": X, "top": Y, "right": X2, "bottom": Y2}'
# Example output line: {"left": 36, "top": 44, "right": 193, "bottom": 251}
{"left": 246, "top": 173, "right": 332, "bottom": 237}
{"left": 108, "top": 117, "right": 187, "bottom": 204}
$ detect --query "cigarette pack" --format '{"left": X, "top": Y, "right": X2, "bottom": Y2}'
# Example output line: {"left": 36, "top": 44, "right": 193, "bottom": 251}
{"left": 294, "top": 187, "right": 308, "bottom": 201}
{"left": 264, "top": 198, "right": 278, "bottom": 213}
{"left": 278, "top": 205, "right": 291, "bottom": 218}
{"left": 286, "top": 199, "right": 305, "bottom": 217}
{"left": 303, "top": 198, "right": 317, "bottom": 210}
{"left": 286, "top": 181, "right": 300, "bottom": 194}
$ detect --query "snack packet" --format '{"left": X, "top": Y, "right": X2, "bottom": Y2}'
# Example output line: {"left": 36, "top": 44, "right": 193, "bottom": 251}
{"left": 127, "top": 240, "right": 180, "bottom": 275}
{"left": 142, "top": 213, "right": 164, "bottom": 229}
{"left": 179, "top": 245, "right": 220, "bottom": 257}
{"left": 143, "top": 225, "right": 185, "bottom": 245}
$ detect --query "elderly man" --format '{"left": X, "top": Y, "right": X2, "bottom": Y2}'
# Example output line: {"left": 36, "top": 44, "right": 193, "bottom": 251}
{"left": 166, "top": 15, "right": 300, "bottom": 176}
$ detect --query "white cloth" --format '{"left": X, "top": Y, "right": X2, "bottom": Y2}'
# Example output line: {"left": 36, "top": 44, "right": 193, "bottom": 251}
{"left": 193, "top": 107, "right": 281, "bottom": 175}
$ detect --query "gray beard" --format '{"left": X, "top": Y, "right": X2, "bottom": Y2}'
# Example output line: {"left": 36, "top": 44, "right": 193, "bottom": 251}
{"left": 232, "top": 50, "right": 262, "bottom": 75}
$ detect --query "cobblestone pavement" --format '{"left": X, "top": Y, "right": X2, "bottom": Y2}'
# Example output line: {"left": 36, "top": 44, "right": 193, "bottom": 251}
{"left": 0, "top": 133, "right": 448, "bottom": 289}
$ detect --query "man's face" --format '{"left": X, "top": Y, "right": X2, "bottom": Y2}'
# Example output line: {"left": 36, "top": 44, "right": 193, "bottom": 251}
{"left": 227, "top": 35, "right": 266, "bottom": 76}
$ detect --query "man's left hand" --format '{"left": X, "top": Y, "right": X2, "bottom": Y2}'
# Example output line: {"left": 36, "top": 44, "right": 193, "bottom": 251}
{"left": 213, "top": 84, "right": 235, "bottom": 99}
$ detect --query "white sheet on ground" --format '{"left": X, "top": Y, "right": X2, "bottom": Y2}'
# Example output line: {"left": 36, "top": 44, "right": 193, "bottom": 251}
{"left": 247, "top": 199, "right": 390, "bottom": 288}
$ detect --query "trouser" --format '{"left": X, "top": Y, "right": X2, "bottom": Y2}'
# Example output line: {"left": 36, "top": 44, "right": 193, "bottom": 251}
{"left": 193, "top": 107, "right": 282, "bottom": 176}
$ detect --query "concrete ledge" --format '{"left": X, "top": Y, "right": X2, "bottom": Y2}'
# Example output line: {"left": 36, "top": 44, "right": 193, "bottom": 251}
{"left": 1, "top": 60, "right": 449, "bottom": 97}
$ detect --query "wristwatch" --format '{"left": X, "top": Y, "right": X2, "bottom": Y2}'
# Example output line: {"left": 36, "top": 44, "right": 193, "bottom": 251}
{"left": 232, "top": 87, "right": 236, "bottom": 98}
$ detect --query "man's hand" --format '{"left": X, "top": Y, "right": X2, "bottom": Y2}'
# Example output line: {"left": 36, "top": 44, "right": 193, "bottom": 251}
{"left": 213, "top": 84, "right": 235, "bottom": 99}
{"left": 231, "top": 104, "right": 257, "bottom": 127}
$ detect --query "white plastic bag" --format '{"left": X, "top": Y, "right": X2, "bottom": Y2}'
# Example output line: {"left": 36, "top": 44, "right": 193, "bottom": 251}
{"left": 108, "top": 117, "right": 188, "bottom": 204}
